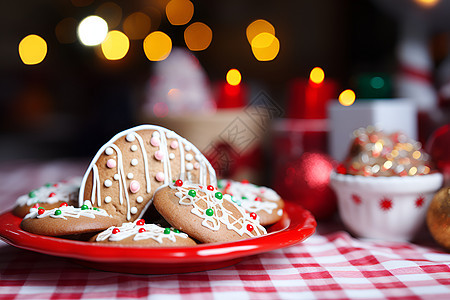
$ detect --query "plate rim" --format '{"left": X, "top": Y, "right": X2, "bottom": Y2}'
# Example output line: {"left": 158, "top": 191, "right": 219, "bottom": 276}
{"left": 0, "top": 201, "right": 316, "bottom": 264}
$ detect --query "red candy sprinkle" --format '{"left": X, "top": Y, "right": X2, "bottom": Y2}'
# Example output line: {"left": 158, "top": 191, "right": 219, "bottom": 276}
{"left": 136, "top": 219, "right": 145, "bottom": 226}
{"left": 60, "top": 202, "right": 68, "bottom": 207}
{"left": 53, "top": 183, "right": 59, "bottom": 187}
{"left": 254, "top": 197, "right": 261, "bottom": 202}
{"left": 246, "top": 224, "right": 254, "bottom": 231}
{"left": 38, "top": 208, "right": 45, "bottom": 215}
{"left": 112, "top": 228, "right": 120, "bottom": 234}
{"left": 138, "top": 228, "right": 146, "bottom": 233}
{"left": 241, "top": 180, "right": 249, "bottom": 184}
{"left": 207, "top": 185, "right": 214, "bottom": 191}
{"left": 48, "top": 192, "right": 56, "bottom": 198}
{"left": 336, "top": 164, "right": 347, "bottom": 174}
{"left": 32, "top": 203, "right": 39, "bottom": 209}
{"left": 175, "top": 179, "right": 183, "bottom": 187}
{"left": 250, "top": 212, "right": 257, "bottom": 220}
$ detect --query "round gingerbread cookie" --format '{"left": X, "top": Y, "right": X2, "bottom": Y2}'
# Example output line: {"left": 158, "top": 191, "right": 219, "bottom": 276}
{"left": 153, "top": 180, "right": 267, "bottom": 244}
{"left": 218, "top": 179, "right": 284, "bottom": 226}
{"left": 13, "top": 177, "right": 81, "bottom": 218}
{"left": 20, "top": 204, "right": 119, "bottom": 236}
{"left": 91, "top": 220, "right": 196, "bottom": 247}
{"left": 79, "top": 125, "right": 217, "bottom": 224}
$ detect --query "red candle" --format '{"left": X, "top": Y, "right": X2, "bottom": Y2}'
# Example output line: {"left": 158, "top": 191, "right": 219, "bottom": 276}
{"left": 287, "top": 67, "right": 338, "bottom": 119}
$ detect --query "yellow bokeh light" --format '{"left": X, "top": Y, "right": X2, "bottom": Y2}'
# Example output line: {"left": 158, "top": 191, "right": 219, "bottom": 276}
{"left": 251, "top": 33, "right": 280, "bottom": 61}
{"left": 310, "top": 67, "right": 325, "bottom": 84}
{"left": 184, "top": 22, "right": 212, "bottom": 51}
{"left": 77, "top": 15, "right": 108, "bottom": 46}
{"left": 18, "top": 34, "right": 47, "bottom": 65}
{"left": 246, "top": 19, "right": 275, "bottom": 44}
{"left": 55, "top": 17, "right": 77, "bottom": 44}
{"left": 96, "top": 2, "right": 122, "bottom": 29}
{"left": 101, "top": 30, "right": 129, "bottom": 60}
{"left": 123, "top": 12, "right": 151, "bottom": 40}
{"left": 143, "top": 31, "right": 172, "bottom": 61}
{"left": 166, "top": 0, "right": 194, "bottom": 26}
{"left": 414, "top": 0, "right": 440, "bottom": 8}
{"left": 339, "top": 89, "right": 356, "bottom": 106}
{"left": 226, "top": 69, "right": 241, "bottom": 86}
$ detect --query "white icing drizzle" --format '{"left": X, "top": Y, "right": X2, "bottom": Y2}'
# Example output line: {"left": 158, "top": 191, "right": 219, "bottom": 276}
{"left": 172, "top": 183, "right": 266, "bottom": 237}
{"left": 16, "top": 177, "right": 81, "bottom": 207}
{"left": 96, "top": 221, "right": 188, "bottom": 243}
{"left": 218, "top": 179, "right": 281, "bottom": 214}
{"left": 79, "top": 125, "right": 217, "bottom": 221}
{"left": 24, "top": 206, "right": 110, "bottom": 220}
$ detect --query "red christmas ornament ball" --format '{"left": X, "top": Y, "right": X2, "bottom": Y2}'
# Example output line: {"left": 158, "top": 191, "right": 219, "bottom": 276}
{"left": 427, "top": 124, "right": 450, "bottom": 185}
{"left": 274, "top": 152, "right": 337, "bottom": 220}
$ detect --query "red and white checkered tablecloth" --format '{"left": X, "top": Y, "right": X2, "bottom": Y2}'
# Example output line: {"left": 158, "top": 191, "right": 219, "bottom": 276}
{"left": 0, "top": 160, "right": 449, "bottom": 300}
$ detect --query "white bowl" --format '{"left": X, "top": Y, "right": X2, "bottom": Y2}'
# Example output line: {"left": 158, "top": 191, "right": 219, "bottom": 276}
{"left": 330, "top": 172, "right": 443, "bottom": 241}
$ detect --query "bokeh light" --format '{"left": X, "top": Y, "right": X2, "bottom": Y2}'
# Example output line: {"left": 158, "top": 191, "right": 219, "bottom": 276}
{"left": 153, "top": 102, "right": 169, "bottom": 117}
{"left": 246, "top": 19, "right": 275, "bottom": 44}
{"left": 339, "top": 89, "right": 356, "bottom": 106}
{"left": 18, "top": 34, "right": 47, "bottom": 65}
{"left": 310, "top": 67, "right": 325, "bottom": 84}
{"left": 96, "top": 2, "right": 122, "bottom": 29}
{"left": 123, "top": 12, "right": 151, "bottom": 40}
{"left": 251, "top": 32, "right": 280, "bottom": 61}
{"left": 414, "top": 0, "right": 440, "bottom": 8}
{"left": 55, "top": 17, "right": 77, "bottom": 44}
{"left": 226, "top": 69, "right": 241, "bottom": 86}
{"left": 370, "top": 76, "right": 384, "bottom": 89}
{"left": 143, "top": 31, "right": 172, "bottom": 61}
{"left": 101, "top": 30, "right": 129, "bottom": 60}
{"left": 77, "top": 15, "right": 108, "bottom": 46}
{"left": 166, "top": 0, "right": 194, "bottom": 26}
{"left": 184, "top": 22, "right": 212, "bottom": 51}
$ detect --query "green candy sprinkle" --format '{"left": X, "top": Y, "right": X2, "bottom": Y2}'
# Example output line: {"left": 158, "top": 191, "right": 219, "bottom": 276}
{"left": 174, "top": 229, "right": 180, "bottom": 233}
{"left": 54, "top": 209, "right": 62, "bottom": 216}
{"left": 188, "top": 189, "right": 196, "bottom": 197}
{"left": 164, "top": 228, "right": 171, "bottom": 234}
{"left": 93, "top": 207, "right": 100, "bottom": 211}
{"left": 206, "top": 208, "right": 214, "bottom": 216}
{"left": 242, "top": 196, "right": 248, "bottom": 200}
{"left": 44, "top": 183, "right": 52, "bottom": 188}
{"left": 215, "top": 192, "right": 223, "bottom": 200}
{"left": 28, "top": 191, "right": 36, "bottom": 198}
{"left": 81, "top": 205, "right": 89, "bottom": 210}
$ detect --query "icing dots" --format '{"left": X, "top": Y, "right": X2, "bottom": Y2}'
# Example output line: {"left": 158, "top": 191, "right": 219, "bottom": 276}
{"left": 152, "top": 131, "right": 160, "bottom": 138}
{"left": 155, "top": 172, "right": 165, "bottom": 182}
{"left": 105, "top": 196, "right": 112, "bottom": 203}
{"left": 154, "top": 150, "right": 164, "bottom": 161}
{"left": 186, "top": 163, "right": 194, "bottom": 171}
{"left": 170, "top": 141, "right": 179, "bottom": 149}
{"left": 130, "top": 207, "right": 138, "bottom": 214}
{"left": 131, "top": 159, "right": 138, "bottom": 166}
{"left": 127, "top": 173, "right": 134, "bottom": 179}
{"left": 151, "top": 137, "right": 160, "bottom": 147}
{"left": 185, "top": 145, "right": 192, "bottom": 151}
{"left": 130, "top": 180, "right": 140, "bottom": 193}
{"left": 104, "top": 179, "right": 112, "bottom": 187}
{"left": 106, "top": 159, "right": 116, "bottom": 169}
{"left": 194, "top": 163, "right": 200, "bottom": 170}
{"left": 126, "top": 133, "right": 135, "bottom": 142}
{"left": 136, "top": 196, "right": 144, "bottom": 203}
{"left": 169, "top": 153, "right": 175, "bottom": 160}
{"left": 105, "top": 148, "right": 114, "bottom": 155}
{"left": 131, "top": 145, "right": 138, "bottom": 152}
{"left": 113, "top": 174, "right": 120, "bottom": 180}
{"left": 185, "top": 153, "right": 193, "bottom": 161}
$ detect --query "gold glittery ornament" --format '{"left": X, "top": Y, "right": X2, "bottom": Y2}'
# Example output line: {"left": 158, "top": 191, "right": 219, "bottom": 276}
{"left": 426, "top": 186, "right": 450, "bottom": 251}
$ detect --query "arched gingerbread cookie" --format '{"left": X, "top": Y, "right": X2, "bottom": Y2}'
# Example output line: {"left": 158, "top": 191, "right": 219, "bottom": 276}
{"left": 153, "top": 180, "right": 266, "bottom": 244}
{"left": 20, "top": 204, "right": 118, "bottom": 236}
{"left": 218, "top": 179, "right": 284, "bottom": 226}
{"left": 79, "top": 125, "right": 217, "bottom": 223}
{"left": 91, "top": 220, "right": 196, "bottom": 247}
{"left": 13, "top": 177, "right": 81, "bottom": 218}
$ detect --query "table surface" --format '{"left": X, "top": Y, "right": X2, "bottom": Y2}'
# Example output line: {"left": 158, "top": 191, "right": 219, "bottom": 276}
{"left": 0, "top": 160, "right": 449, "bottom": 300}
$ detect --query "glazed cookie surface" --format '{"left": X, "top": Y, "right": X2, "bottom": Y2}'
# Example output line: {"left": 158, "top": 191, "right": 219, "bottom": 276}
{"left": 13, "top": 177, "right": 81, "bottom": 218}
{"left": 218, "top": 179, "right": 284, "bottom": 226}
{"left": 91, "top": 220, "right": 197, "bottom": 247}
{"left": 20, "top": 204, "right": 118, "bottom": 236}
{"left": 79, "top": 125, "right": 216, "bottom": 223}
{"left": 153, "top": 181, "right": 266, "bottom": 244}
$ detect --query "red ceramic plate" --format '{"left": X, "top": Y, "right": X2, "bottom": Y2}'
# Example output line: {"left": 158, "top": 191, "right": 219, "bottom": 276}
{"left": 0, "top": 202, "right": 316, "bottom": 274}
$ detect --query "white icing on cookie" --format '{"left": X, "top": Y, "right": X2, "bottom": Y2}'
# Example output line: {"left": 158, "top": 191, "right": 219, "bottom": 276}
{"left": 16, "top": 177, "right": 81, "bottom": 208}
{"left": 96, "top": 221, "right": 188, "bottom": 243}
{"left": 171, "top": 182, "right": 266, "bottom": 237}
{"left": 24, "top": 205, "right": 110, "bottom": 220}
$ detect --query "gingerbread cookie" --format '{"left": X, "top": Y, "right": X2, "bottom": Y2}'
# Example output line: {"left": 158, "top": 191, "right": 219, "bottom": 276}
{"left": 91, "top": 220, "right": 196, "bottom": 247}
{"left": 218, "top": 179, "right": 284, "bottom": 226}
{"left": 20, "top": 204, "right": 118, "bottom": 236}
{"left": 13, "top": 177, "right": 81, "bottom": 218}
{"left": 153, "top": 180, "right": 266, "bottom": 244}
{"left": 79, "top": 125, "right": 216, "bottom": 223}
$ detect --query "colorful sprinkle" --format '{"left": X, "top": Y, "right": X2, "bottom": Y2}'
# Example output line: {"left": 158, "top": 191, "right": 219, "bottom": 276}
{"left": 207, "top": 185, "right": 214, "bottom": 191}
{"left": 28, "top": 191, "right": 36, "bottom": 198}
{"left": 188, "top": 189, "right": 197, "bottom": 197}
{"left": 175, "top": 179, "right": 183, "bottom": 187}
{"left": 250, "top": 212, "right": 257, "bottom": 220}
{"left": 241, "top": 180, "right": 249, "bottom": 184}
{"left": 81, "top": 204, "right": 89, "bottom": 210}
{"left": 215, "top": 192, "right": 223, "bottom": 200}
{"left": 254, "top": 197, "right": 261, "bottom": 202}
{"left": 54, "top": 209, "right": 62, "bottom": 216}
{"left": 32, "top": 203, "right": 39, "bottom": 209}
{"left": 60, "top": 202, "right": 68, "bottom": 207}
{"left": 38, "top": 208, "right": 45, "bottom": 215}
{"left": 138, "top": 228, "right": 146, "bottom": 233}
{"left": 246, "top": 224, "right": 254, "bottom": 231}
{"left": 48, "top": 192, "right": 56, "bottom": 198}
{"left": 174, "top": 229, "right": 180, "bottom": 233}
{"left": 44, "top": 183, "right": 52, "bottom": 188}
{"left": 112, "top": 228, "right": 120, "bottom": 234}
{"left": 136, "top": 219, "right": 145, "bottom": 226}
{"left": 164, "top": 228, "right": 170, "bottom": 234}
{"left": 206, "top": 208, "right": 214, "bottom": 216}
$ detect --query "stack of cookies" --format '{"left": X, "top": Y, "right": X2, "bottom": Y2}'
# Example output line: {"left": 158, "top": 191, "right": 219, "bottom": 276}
{"left": 16, "top": 125, "right": 284, "bottom": 246}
